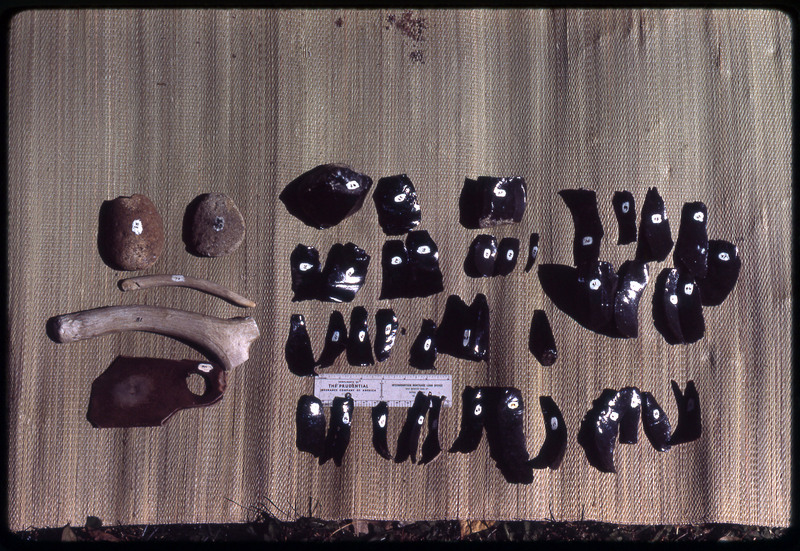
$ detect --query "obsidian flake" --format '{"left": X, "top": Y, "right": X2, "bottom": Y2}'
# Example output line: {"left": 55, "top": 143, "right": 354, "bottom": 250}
{"left": 580, "top": 261, "right": 619, "bottom": 333}
{"left": 373, "top": 309, "right": 399, "bottom": 362}
{"left": 652, "top": 268, "right": 684, "bottom": 345}
{"left": 524, "top": 232, "right": 540, "bottom": 272}
{"left": 697, "top": 240, "right": 741, "bottom": 306}
{"left": 371, "top": 401, "right": 392, "bottom": 460}
{"left": 436, "top": 294, "right": 490, "bottom": 362}
{"left": 528, "top": 310, "right": 558, "bottom": 367}
{"left": 372, "top": 174, "right": 422, "bottom": 235}
{"left": 528, "top": 396, "right": 567, "bottom": 470}
{"left": 641, "top": 391, "right": 672, "bottom": 452}
{"left": 394, "top": 391, "right": 430, "bottom": 464}
{"left": 346, "top": 306, "right": 374, "bottom": 366}
{"left": 577, "top": 389, "right": 621, "bottom": 473}
{"left": 635, "top": 187, "right": 673, "bottom": 262}
{"left": 612, "top": 191, "right": 637, "bottom": 245}
{"left": 464, "top": 234, "right": 498, "bottom": 278}
{"left": 379, "top": 240, "right": 411, "bottom": 300}
{"left": 296, "top": 395, "right": 326, "bottom": 457}
{"left": 419, "top": 395, "right": 444, "bottom": 465}
{"left": 669, "top": 380, "right": 702, "bottom": 445}
{"left": 449, "top": 386, "right": 485, "bottom": 454}
{"left": 320, "top": 395, "right": 354, "bottom": 466}
{"left": 319, "top": 242, "right": 370, "bottom": 303}
{"left": 285, "top": 314, "right": 317, "bottom": 377}
{"left": 290, "top": 244, "right": 322, "bottom": 302}
{"left": 558, "top": 189, "right": 604, "bottom": 273}
{"left": 406, "top": 230, "right": 444, "bottom": 298}
{"left": 674, "top": 202, "right": 709, "bottom": 279}
{"left": 409, "top": 319, "right": 437, "bottom": 370}
{"left": 616, "top": 387, "right": 641, "bottom": 445}
{"left": 459, "top": 176, "right": 527, "bottom": 229}
{"left": 315, "top": 311, "right": 347, "bottom": 368}
{"left": 494, "top": 237, "right": 520, "bottom": 276}
{"left": 614, "top": 260, "right": 649, "bottom": 338}
{"left": 676, "top": 269, "right": 705, "bottom": 344}
{"left": 483, "top": 387, "right": 534, "bottom": 484}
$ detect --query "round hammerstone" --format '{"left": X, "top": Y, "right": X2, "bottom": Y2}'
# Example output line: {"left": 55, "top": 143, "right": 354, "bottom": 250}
{"left": 97, "top": 194, "right": 165, "bottom": 271}
{"left": 182, "top": 193, "right": 246, "bottom": 257}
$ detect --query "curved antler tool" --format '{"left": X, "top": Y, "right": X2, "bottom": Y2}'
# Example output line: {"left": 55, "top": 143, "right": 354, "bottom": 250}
{"left": 118, "top": 274, "right": 256, "bottom": 308}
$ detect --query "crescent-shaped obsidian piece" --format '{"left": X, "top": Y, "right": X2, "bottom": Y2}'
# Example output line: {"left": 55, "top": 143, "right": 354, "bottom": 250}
{"left": 697, "top": 240, "right": 741, "bottom": 306}
{"left": 290, "top": 244, "right": 322, "bottom": 302}
{"left": 320, "top": 395, "right": 354, "bottom": 466}
{"left": 616, "top": 387, "right": 641, "bottom": 445}
{"left": 612, "top": 191, "right": 637, "bottom": 245}
{"left": 464, "top": 234, "right": 497, "bottom": 278}
{"left": 394, "top": 391, "right": 430, "bottom": 464}
{"left": 371, "top": 401, "right": 392, "bottom": 460}
{"left": 409, "top": 319, "right": 437, "bottom": 370}
{"left": 449, "top": 386, "right": 485, "bottom": 454}
{"left": 669, "top": 380, "right": 702, "bottom": 445}
{"left": 635, "top": 186, "right": 673, "bottom": 262}
{"left": 459, "top": 176, "right": 527, "bottom": 229}
{"left": 346, "top": 306, "right": 374, "bottom": 366}
{"left": 379, "top": 239, "right": 410, "bottom": 300}
{"left": 558, "top": 188, "right": 604, "bottom": 274}
{"left": 373, "top": 309, "right": 398, "bottom": 362}
{"left": 528, "top": 396, "right": 567, "bottom": 470}
{"left": 614, "top": 260, "right": 649, "bottom": 338}
{"left": 674, "top": 202, "right": 709, "bottom": 279}
{"left": 483, "top": 387, "right": 533, "bottom": 484}
{"left": 577, "top": 389, "right": 621, "bottom": 473}
{"left": 523, "top": 232, "right": 540, "bottom": 273}
{"left": 406, "top": 230, "right": 444, "bottom": 298}
{"left": 528, "top": 310, "right": 557, "bottom": 366}
{"left": 372, "top": 174, "right": 422, "bottom": 235}
{"left": 419, "top": 395, "right": 444, "bottom": 465}
{"left": 641, "top": 391, "right": 672, "bottom": 452}
{"left": 319, "top": 242, "right": 370, "bottom": 303}
{"left": 285, "top": 314, "right": 317, "bottom": 377}
{"left": 296, "top": 395, "right": 326, "bottom": 458}
{"left": 316, "top": 311, "right": 347, "bottom": 368}
{"left": 494, "top": 237, "right": 520, "bottom": 276}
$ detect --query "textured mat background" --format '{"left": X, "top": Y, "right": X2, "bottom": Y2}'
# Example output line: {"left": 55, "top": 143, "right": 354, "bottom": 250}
{"left": 6, "top": 9, "right": 791, "bottom": 529}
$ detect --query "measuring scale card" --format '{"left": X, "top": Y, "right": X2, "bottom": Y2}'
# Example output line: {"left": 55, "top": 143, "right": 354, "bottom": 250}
{"left": 314, "top": 374, "right": 452, "bottom": 408}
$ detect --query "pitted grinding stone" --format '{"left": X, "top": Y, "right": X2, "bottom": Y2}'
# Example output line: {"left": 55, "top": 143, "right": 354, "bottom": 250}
{"left": 182, "top": 193, "right": 246, "bottom": 257}
{"left": 97, "top": 194, "right": 165, "bottom": 271}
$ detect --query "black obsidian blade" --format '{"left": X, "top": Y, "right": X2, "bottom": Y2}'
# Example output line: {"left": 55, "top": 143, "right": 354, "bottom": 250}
{"left": 372, "top": 174, "right": 422, "bottom": 235}
{"left": 296, "top": 395, "right": 326, "bottom": 457}
{"left": 459, "top": 176, "right": 527, "bottom": 229}
{"left": 419, "top": 395, "right": 444, "bottom": 465}
{"left": 635, "top": 186, "right": 673, "bottom": 262}
{"left": 674, "top": 202, "right": 709, "bottom": 279}
{"left": 346, "top": 306, "right": 374, "bottom": 366}
{"left": 614, "top": 260, "right": 650, "bottom": 338}
{"left": 406, "top": 230, "right": 444, "bottom": 298}
{"left": 319, "top": 242, "right": 370, "bottom": 303}
{"left": 669, "top": 380, "right": 702, "bottom": 445}
{"left": 315, "top": 311, "right": 347, "bottom": 368}
{"left": 436, "top": 294, "right": 490, "bottom": 362}
{"left": 558, "top": 189, "right": 604, "bottom": 273}
{"left": 524, "top": 233, "right": 540, "bottom": 272}
{"left": 652, "top": 268, "right": 684, "bottom": 345}
{"left": 320, "top": 395, "right": 355, "bottom": 466}
{"left": 449, "top": 386, "right": 485, "bottom": 453}
{"left": 290, "top": 244, "right": 322, "bottom": 302}
{"left": 577, "top": 389, "right": 621, "bottom": 473}
{"left": 373, "top": 309, "right": 398, "bottom": 362}
{"left": 528, "top": 310, "right": 557, "bottom": 367}
{"left": 528, "top": 396, "right": 567, "bottom": 470}
{"left": 483, "top": 388, "right": 533, "bottom": 484}
{"left": 464, "top": 234, "right": 497, "bottom": 278}
{"left": 494, "top": 237, "right": 520, "bottom": 276}
{"left": 612, "top": 191, "right": 637, "bottom": 245}
{"left": 371, "top": 401, "right": 392, "bottom": 460}
{"left": 409, "top": 319, "right": 437, "bottom": 370}
{"left": 675, "top": 269, "right": 705, "bottom": 344}
{"left": 616, "top": 387, "right": 641, "bottom": 444}
{"left": 579, "top": 261, "right": 619, "bottom": 333}
{"left": 379, "top": 240, "right": 410, "bottom": 300}
{"left": 279, "top": 164, "right": 373, "bottom": 229}
{"left": 698, "top": 240, "right": 741, "bottom": 306}
{"left": 394, "top": 391, "right": 430, "bottom": 464}
{"left": 285, "top": 314, "right": 317, "bottom": 377}
{"left": 641, "top": 391, "right": 671, "bottom": 452}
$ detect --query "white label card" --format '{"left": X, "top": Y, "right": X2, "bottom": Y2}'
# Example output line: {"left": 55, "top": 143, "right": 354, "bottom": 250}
{"left": 314, "top": 374, "right": 452, "bottom": 408}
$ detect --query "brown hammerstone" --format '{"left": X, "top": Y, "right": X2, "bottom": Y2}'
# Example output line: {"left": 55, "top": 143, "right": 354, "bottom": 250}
{"left": 97, "top": 194, "right": 165, "bottom": 271}
{"left": 183, "top": 193, "right": 246, "bottom": 257}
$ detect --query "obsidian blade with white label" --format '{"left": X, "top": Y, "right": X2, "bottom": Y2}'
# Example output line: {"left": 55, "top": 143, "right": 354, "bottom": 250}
{"left": 641, "top": 391, "right": 671, "bottom": 452}
{"left": 319, "top": 242, "right": 370, "bottom": 302}
{"left": 494, "top": 237, "right": 520, "bottom": 276}
{"left": 436, "top": 294, "right": 490, "bottom": 362}
{"left": 635, "top": 187, "right": 673, "bottom": 262}
{"left": 394, "top": 391, "right": 430, "bottom": 464}
{"left": 669, "top": 380, "right": 702, "bottom": 445}
{"left": 285, "top": 314, "right": 317, "bottom": 377}
{"left": 614, "top": 260, "right": 649, "bottom": 338}
{"left": 674, "top": 202, "right": 709, "bottom": 279}
{"left": 316, "top": 311, "right": 347, "bottom": 368}
{"left": 577, "top": 389, "right": 621, "bottom": 473}
{"left": 528, "top": 310, "right": 557, "bottom": 367}
{"left": 346, "top": 306, "right": 374, "bottom": 366}
{"left": 419, "top": 395, "right": 444, "bottom": 465}
{"left": 524, "top": 232, "right": 540, "bottom": 272}
{"left": 319, "top": 395, "right": 355, "bottom": 466}
{"left": 372, "top": 174, "right": 422, "bottom": 235}
{"left": 652, "top": 268, "right": 684, "bottom": 345}
{"left": 483, "top": 387, "right": 534, "bottom": 484}
{"left": 379, "top": 240, "right": 410, "bottom": 300}
{"left": 409, "top": 319, "right": 437, "bottom": 370}
{"left": 698, "top": 240, "right": 741, "bottom": 306}
{"left": 558, "top": 189, "right": 604, "bottom": 273}
{"left": 449, "top": 386, "right": 485, "bottom": 454}
{"left": 676, "top": 269, "right": 705, "bottom": 344}
{"left": 612, "top": 191, "right": 637, "bottom": 245}
{"left": 406, "top": 230, "right": 444, "bottom": 298}
{"left": 290, "top": 244, "right": 322, "bottom": 302}
{"left": 371, "top": 401, "right": 392, "bottom": 460}
{"left": 459, "top": 176, "right": 527, "bottom": 229}
{"left": 580, "top": 261, "right": 619, "bottom": 333}
{"left": 529, "top": 396, "right": 567, "bottom": 470}
{"left": 464, "top": 234, "right": 497, "bottom": 278}
{"left": 296, "top": 395, "right": 326, "bottom": 457}
{"left": 373, "top": 309, "right": 398, "bottom": 362}
{"left": 616, "top": 387, "right": 641, "bottom": 444}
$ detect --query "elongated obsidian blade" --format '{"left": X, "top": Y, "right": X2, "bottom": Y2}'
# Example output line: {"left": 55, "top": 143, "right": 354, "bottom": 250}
{"left": 319, "top": 242, "right": 370, "bottom": 302}
{"left": 674, "top": 202, "right": 709, "bottom": 279}
{"left": 580, "top": 261, "right": 619, "bottom": 332}
{"left": 320, "top": 395, "right": 355, "bottom": 466}
{"left": 612, "top": 191, "right": 637, "bottom": 245}
{"left": 285, "top": 314, "right": 317, "bottom": 377}
{"left": 652, "top": 268, "right": 684, "bottom": 345}
{"left": 290, "top": 244, "right": 322, "bottom": 302}
{"left": 676, "top": 269, "right": 705, "bottom": 344}
{"left": 409, "top": 319, "right": 437, "bottom": 370}
{"left": 373, "top": 309, "right": 398, "bottom": 362}
{"left": 372, "top": 174, "right": 422, "bottom": 235}
{"left": 524, "top": 233, "right": 540, "bottom": 272}
{"left": 698, "top": 240, "right": 741, "bottom": 306}
{"left": 528, "top": 310, "right": 558, "bottom": 366}
{"left": 614, "top": 260, "right": 649, "bottom": 338}
{"left": 406, "top": 230, "right": 444, "bottom": 298}
{"left": 558, "top": 189, "right": 604, "bottom": 272}
{"left": 296, "top": 395, "right": 326, "bottom": 457}
{"left": 346, "top": 306, "right": 374, "bottom": 366}
{"left": 484, "top": 387, "right": 533, "bottom": 484}
{"left": 494, "top": 237, "right": 520, "bottom": 276}
{"left": 529, "top": 396, "right": 567, "bottom": 470}
{"left": 464, "top": 294, "right": 491, "bottom": 361}
{"left": 577, "top": 389, "right": 621, "bottom": 473}
{"left": 316, "top": 311, "right": 347, "bottom": 368}
{"left": 616, "top": 387, "right": 641, "bottom": 444}
{"left": 641, "top": 391, "right": 671, "bottom": 452}
{"left": 464, "top": 234, "right": 497, "bottom": 278}
{"left": 459, "top": 176, "right": 527, "bottom": 229}
{"left": 449, "top": 386, "right": 485, "bottom": 453}
{"left": 394, "top": 391, "right": 430, "bottom": 464}
{"left": 436, "top": 294, "right": 490, "bottom": 362}
{"left": 379, "top": 240, "right": 410, "bottom": 300}
{"left": 419, "top": 395, "right": 444, "bottom": 465}
{"left": 669, "top": 380, "right": 702, "bottom": 445}
{"left": 636, "top": 187, "right": 673, "bottom": 262}
{"left": 280, "top": 164, "right": 373, "bottom": 229}
{"left": 371, "top": 401, "right": 392, "bottom": 460}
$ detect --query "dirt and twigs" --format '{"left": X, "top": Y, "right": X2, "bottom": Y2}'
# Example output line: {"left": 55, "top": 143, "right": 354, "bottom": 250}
{"left": 384, "top": 11, "right": 428, "bottom": 64}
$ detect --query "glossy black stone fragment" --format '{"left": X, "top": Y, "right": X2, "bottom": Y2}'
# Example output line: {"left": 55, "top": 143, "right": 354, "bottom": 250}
{"left": 379, "top": 240, "right": 411, "bottom": 300}
{"left": 558, "top": 188, "right": 604, "bottom": 273}
{"left": 464, "top": 234, "right": 497, "bottom": 278}
{"left": 449, "top": 386, "right": 485, "bottom": 454}
{"left": 676, "top": 269, "right": 705, "bottom": 344}
{"left": 346, "top": 306, "right": 374, "bottom": 366}
{"left": 528, "top": 310, "right": 557, "bottom": 367}
{"left": 494, "top": 237, "right": 520, "bottom": 276}
{"left": 523, "top": 232, "right": 540, "bottom": 272}
{"left": 373, "top": 309, "right": 399, "bottom": 362}
{"left": 285, "top": 314, "right": 317, "bottom": 377}
{"left": 459, "top": 176, "right": 527, "bottom": 229}
{"left": 296, "top": 395, "right": 326, "bottom": 457}
{"left": 394, "top": 391, "right": 430, "bottom": 464}
{"left": 698, "top": 240, "right": 741, "bottom": 306}
{"left": 318, "top": 243, "right": 370, "bottom": 303}
{"left": 483, "top": 387, "right": 534, "bottom": 484}
{"left": 419, "top": 395, "right": 444, "bottom": 465}
{"left": 652, "top": 268, "right": 684, "bottom": 345}
{"left": 641, "top": 391, "right": 672, "bottom": 452}
{"left": 319, "top": 395, "right": 355, "bottom": 466}
{"left": 372, "top": 174, "right": 422, "bottom": 235}
{"left": 580, "top": 261, "right": 619, "bottom": 333}
{"left": 577, "top": 389, "right": 621, "bottom": 473}
{"left": 635, "top": 186, "right": 673, "bottom": 262}
{"left": 406, "top": 230, "right": 444, "bottom": 298}
{"left": 528, "top": 396, "right": 567, "bottom": 470}
{"left": 612, "top": 191, "right": 637, "bottom": 245}
{"left": 371, "top": 401, "right": 392, "bottom": 460}
{"left": 315, "top": 311, "right": 347, "bottom": 368}
{"left": 290, "top": 244, "right": 322, "bottom": 302}
{"left": 674, "top": 202, "right": 709, "bottom": 279}
{"left": 614, "top": 260, "right": 650, "bottom": 338}
{"left": 669, "top": 380, "right": 702, "bottom": 445}
{"left": 409, "top": 319, "right": 437, "bottom": 370}
{"left": 279, "top": 164, "right": 373, "bottom": 229}
{"left": 436, "top": 294, "right": 490, "bottom": 362}
{"left": 616, "top": 387, "right": 641, "bottom": 445}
